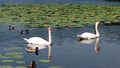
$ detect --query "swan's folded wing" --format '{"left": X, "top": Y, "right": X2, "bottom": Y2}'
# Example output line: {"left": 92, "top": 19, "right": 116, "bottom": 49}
{"left": 29, "top": 37, "right": 49, "bottom": 44}
{"left": 80, "top": 32, "right": 96, "bottom": 39}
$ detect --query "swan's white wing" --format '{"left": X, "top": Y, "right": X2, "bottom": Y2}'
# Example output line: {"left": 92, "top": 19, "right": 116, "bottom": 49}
{"left": 79, "top": 32, "right": 97, "bottom": 39}
{"left": 27, "top": 37, "right": 49, "bottom": 44}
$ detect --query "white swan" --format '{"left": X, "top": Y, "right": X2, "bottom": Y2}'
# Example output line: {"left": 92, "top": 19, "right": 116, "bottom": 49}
{"left": 77, "top": 22, "right": 100, "bottom": 40}
{"left": 24, "top": 27, "right": 52, "bottom": 45}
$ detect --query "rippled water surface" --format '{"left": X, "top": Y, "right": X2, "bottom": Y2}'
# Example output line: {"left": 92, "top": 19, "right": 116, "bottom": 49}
{"left": 0, "top": 25, "right": 120, "bottom": 68}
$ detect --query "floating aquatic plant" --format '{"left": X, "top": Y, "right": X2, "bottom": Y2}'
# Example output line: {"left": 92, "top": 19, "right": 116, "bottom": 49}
{"left": 0, "top": 53, "right": 2, "bottom": 58}
{"left": 49, "top": 66, "right": 62, "bottom": 68}
{"left": 0, "top": 65, "right": 13, "bottom": 68}
{"left": 1, "top": 59, "right": 14, "bottom": 63}
{"left": 14, "top": 66, "right": 26, "bottom": 68}
{"left": 38, "top": 59, "right": 50, "bottom": 63}
{"left": 4, "top": 47, "right": 22, "bottom": 51}
{"left": 5, "top": 52, "right": 23, "bottom": 58}
{"left": 16, "top": 61, "right": 25, "bottom": 64}
{"left": 0, "top": 4, "right": 120, "bottom": 27}
{"left": 0, "top": 54, "right": 11, "bottom": 59}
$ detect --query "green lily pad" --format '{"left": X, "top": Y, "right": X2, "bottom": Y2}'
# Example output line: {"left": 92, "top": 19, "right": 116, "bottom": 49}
{"left": 38, "top": 59, "right": 50, "bottom": 63}
{"left": 5, "top": 52, "right": 23, "bottom": 58}
{"left": 0, "top": 53, "right": 3, "bottom": 58}
{"left": 4, "top": 47, "right": 22, "bottom": 51}
{"left": 16, "top": 61, "right": 25, "bottom": 64}
{"left": 1, "top": 4, "right": 120, "bottom": 27}
{"left": 14, "top": 66, "right": 26, "bottom": 68}
{"left": 0, "top": 56, "right": 11, "bottom": 59}
{"left": 1, "top": 59, "right": 14, "bottom": 63}
{"left": 49, "top": 66, "right": 62, "bottom": 68}
{"left": 0, "top": 65, "right": 13, "bottom": 68}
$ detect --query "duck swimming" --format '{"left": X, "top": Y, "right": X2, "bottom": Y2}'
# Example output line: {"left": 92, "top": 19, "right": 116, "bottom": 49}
{"left": 21, "top": 29, "right": 29, "bottom": 34}
{"left": 9, "top": 25, "right": 14, "bottom": 30}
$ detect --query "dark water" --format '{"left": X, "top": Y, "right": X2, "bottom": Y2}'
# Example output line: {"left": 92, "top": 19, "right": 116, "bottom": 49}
{"left": 0, "top": 25, "right": 120, "bottom": 68}
{"left": 0, "top": 0, "right": 120, "bottom": 4}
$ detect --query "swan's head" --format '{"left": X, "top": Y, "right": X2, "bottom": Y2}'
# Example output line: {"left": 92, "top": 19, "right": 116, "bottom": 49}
{"left": 96, "top": 21, "right": 104, "bottom": 25}
{"left": 48, "top": 27, "right": 52, "bottom": 32}
{"left": 96, "top": 22, "right": 101, "bottom": 28}
{"left": 96, "top": 22, "right": 100, "bottom": 25}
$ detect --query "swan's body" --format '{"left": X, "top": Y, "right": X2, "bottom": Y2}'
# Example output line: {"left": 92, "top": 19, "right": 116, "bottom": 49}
{"left": 24, "top": 37, "right": 50, "bottom": 45}
{"left": 24, "top": 27, "right": 52, "bottom": 45}
{"left": 77, "top": 22, "right": 100, "bottom": 40}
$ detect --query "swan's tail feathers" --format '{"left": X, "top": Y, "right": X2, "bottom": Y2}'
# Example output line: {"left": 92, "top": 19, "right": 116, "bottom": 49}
{"left": 23, "top": 38, "right": 30, "bottom": 43}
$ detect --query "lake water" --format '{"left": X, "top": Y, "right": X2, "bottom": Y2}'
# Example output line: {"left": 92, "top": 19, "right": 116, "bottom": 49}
{"left": 0, "top": 0, "right": 120, "bottom": 4}
{"left": 0, "top": 25, "right": 120, "bottom": 68}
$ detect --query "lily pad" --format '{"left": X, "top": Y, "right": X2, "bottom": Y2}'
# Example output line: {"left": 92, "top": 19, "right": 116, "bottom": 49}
{"left": 16, "top": 61, "right": 25, "bottom": 64}
{"left": 0, "top": 54, "right": 3, "bottom": 58}
{"left": 38, "top": 59, "right": 50, "bottom": 63}
{"left": 49, "top": 66, "right": 62, "bottom": 68}
{"left": 14, "top": 66, "right": 26, "bottom": 68}
{"left": 4, "top": 47, "right": 22, "bottom": 51}
{"left": 0, "top": 65, "right": 13, "bottom": 68}
{"left": 0, "top": 56, "right": 11, "bottom": 59}
{"left": 1, "top": 4, "right": 120, "bottom": 27}
{"left": 1, "top": 59, "right": 14, "bottom": 63}
{"left": 5, "top": 52, "right": 23, "bottom": 58}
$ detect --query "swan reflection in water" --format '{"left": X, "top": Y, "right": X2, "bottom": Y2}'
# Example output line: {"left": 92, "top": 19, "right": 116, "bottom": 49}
{"left": 78, "top": 38, "right": 100, "bottom": 53}
{"left": 25, "top": 44, "right": 52, "bottom": 60}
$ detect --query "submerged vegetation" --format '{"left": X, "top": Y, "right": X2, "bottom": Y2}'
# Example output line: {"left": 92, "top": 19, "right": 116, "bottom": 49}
{"left": 0, "top": 4, "right": 120, "bottom": 27}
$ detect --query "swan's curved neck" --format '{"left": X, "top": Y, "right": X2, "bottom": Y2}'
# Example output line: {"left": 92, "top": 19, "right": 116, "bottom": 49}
{"left": 48, "top": 28, "right": 52, "bottom": 44}
{"left": 95, "top": 22, "right": 99, "bottom": 37}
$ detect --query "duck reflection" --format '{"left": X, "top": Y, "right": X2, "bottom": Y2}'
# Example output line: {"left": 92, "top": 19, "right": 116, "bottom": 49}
{"left": 25, "top": 44, "right": 52, "bottom": 60}
{"left": 78, "top": 38, "right": 100, "bottom": 53}
{"left": 26, "top": 47, "right": 39, "bottom": 55}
